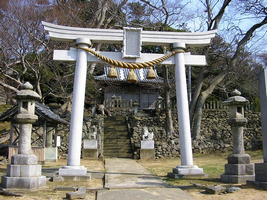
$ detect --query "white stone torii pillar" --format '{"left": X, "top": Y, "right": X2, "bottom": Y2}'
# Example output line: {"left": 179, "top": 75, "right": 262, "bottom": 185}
{"left": 67, "top": 38, "right": 91, "bottom": 166}
{"left": 174, "top": 42, "right": 194, "bottom": 166}
{"left": 58, "top": 38, "right": 91, "bottom": 177}
{"left": 172, "top": 42, "right": 203, "bottom": 176}
{"left": 42, "top": 22, "right": 216, "bottom": 178}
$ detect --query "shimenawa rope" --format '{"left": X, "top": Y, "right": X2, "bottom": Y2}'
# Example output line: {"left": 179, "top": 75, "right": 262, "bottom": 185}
{"left": 76, "top": 47, "right": 185, "bottom": 69}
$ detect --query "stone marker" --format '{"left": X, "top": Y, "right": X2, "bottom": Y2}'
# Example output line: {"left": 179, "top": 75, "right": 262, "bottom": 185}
{"left": 251, "top": 69, "right": 267, "bottom": 190}
{"left": 140, "top": 127, "right": 155, "bottom": 160}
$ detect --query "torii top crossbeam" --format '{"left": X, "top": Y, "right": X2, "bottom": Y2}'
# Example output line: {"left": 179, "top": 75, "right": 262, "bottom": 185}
{"left": 42, "top": 21, "right": 216, "bottom": 47}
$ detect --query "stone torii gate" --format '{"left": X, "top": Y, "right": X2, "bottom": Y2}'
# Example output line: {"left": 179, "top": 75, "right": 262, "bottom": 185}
{"left": 42, "top": 22, "right": 216, "bottom": 179}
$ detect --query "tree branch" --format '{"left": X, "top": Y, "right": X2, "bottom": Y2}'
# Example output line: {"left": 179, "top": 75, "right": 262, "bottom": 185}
{"left": 208, "top": 0, "right": 232, "bottom": 30}
{"left": 0, "top": 81, "right": 19, "bottom": 93}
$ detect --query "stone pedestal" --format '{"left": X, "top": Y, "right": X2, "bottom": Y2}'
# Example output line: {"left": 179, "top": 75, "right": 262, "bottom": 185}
{"left": 168, "top": 165, "right": 208, "bottom": 179}
{"left": 2, "top": 154, "right": 46, "bottom": 189}
{"left": 53, "top": 166, "right": 91, "bottom": 182}
{"left": 140, "top": 149, "right": 155, "bottom": 160}
{"left": 221, "top": 154, "right": 255, "bottom": 183}
{"left": 82, "top": 139, "right": 98, "bottom": 159}
{"left": 45, "top": 147, "right": 58, "bottom": 162}
{"left": 140, "top": 140, "right": 155, "bottom": 160}
{"left": 255, "top": 163, "right": 267, "bottom": 182}
{"left": 249, "top": 163, "right": 267, "bottom": 190}
{"left": 141, "top": 140, "right": 154, "bottom": 149}
{"left": 83, "top": 149, "right": 98, "bottom": 159}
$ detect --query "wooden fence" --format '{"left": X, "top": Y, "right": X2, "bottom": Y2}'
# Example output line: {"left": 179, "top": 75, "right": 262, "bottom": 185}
{"left": 202, "top": 101, "right": 254, "bottom": 110}
{"left": 103, "top": 98, "right": 255, "bottom": 110}
{"left": 104, "top": 98, "right": 134, "bottom": 108}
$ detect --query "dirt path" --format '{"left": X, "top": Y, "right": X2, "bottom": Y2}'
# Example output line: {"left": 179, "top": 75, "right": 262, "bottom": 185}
{"left": 187, "top": 185, "right": 267, "bottom": 200}
{"left": 0, "top": 155, "right": 266, "bottom": 199}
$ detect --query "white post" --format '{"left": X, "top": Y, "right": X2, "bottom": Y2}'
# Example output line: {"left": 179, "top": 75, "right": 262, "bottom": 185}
{"left": 173, "top": 42, "right": 193, "bottom": 166}
{"left": 172, "top": 42, "right": 204, "bottom": 176}
{"left": 67, "top": 38, "right": 91, "bottom": 166}
{"left": 59, "top": 38, "right": 91, "bottom": 177}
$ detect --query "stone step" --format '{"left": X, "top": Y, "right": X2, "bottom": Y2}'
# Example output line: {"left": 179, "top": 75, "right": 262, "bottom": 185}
{"left": 104, "top": 140, "right": 132, "bottom": 143}
{"left": 104, "top": 120, "right": 127, "bottom": 124}
{"left": 104, "top": 141, "right": 132, "bottom": 145}
{"left": 104, "top": 143, "right": 132, "bottom": 148}
{"left": 104, "top": 133, "right": 129, "bottom": 137}
{"left": 104, "top": 143, "right": 131, "bottom": 147}
{"left": 104, "top": 137, "right": 130, "bottom": 140}
{"left": 104, "top": 148, "right": 132, "bottom": 152}
{"left": 103, "top": 152, "right": 133, "bottom": 158}
{"left": 105, "top": 127, "right": 128, "bottom": 131}
{"left": 104, "top": 136, "right": 129, "bottom": 138}
{"left": 104, "top": 145, "right": 132, "bottom": 150}
{"left": 104, "top": 142, "right": 131, "bottom": 146}
{"left": 104, "top": 147, "right": 132, "bottom": 152}
{"left": 104, "top": 116, "right": 132, "bottom": 158}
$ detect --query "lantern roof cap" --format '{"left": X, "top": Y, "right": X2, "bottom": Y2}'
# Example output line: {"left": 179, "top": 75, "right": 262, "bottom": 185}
{"left": 223, "top": 89, "right": 249, "bottom": 106}
{"left": 15, "top": 82, "right": 41, "bottom": 100}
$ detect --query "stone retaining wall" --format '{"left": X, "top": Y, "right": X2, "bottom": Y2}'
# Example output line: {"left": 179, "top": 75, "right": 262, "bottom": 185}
{"left": 55, "top": 108, "right": 262, "bottom": 159}
{"left": 127, "top": 109, "right": 262, "bottom": 159}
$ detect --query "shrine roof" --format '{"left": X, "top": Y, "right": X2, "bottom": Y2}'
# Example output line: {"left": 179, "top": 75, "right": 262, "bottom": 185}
{"left": 0, "top": 102, "right": 68, "bottom": 125}
{"left": 94, "top": 66, "right": 164, "bottom": 83}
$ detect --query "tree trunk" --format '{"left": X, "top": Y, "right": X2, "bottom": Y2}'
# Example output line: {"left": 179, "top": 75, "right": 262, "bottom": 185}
{"left": 191, "top": 68, "right": 229, "bottom": 138}
{"left": 88, "top": 43, "right": 101, "bottom": 74}
{"left": 192, "top": 92, "right": 207, "bottom": 139}
{"left": 189, "top": 66, "right": 205, "bottom": 122}
{"left": 163, "top": 65, "right": 174, "bottom": 135}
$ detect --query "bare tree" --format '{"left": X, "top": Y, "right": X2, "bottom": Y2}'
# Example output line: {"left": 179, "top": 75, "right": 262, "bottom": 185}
{"left": 190, "top": 0, "right": 267, "bottom": 138}
{"left": 138, "top": 0, "right": 189, "bottom": 135}
{"left": 46, "top": 0, "right": 128, "bottom": 74}
{"left": 0, "top": 0, "right": 48, "bottom": 100}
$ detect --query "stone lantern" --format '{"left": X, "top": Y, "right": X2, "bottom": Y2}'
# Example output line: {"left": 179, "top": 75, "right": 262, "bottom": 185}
{"left": 220, "top": 89, "right": 255, "bottom": 183}
{"left": 1, "top": 82, "right": 46, "bottom": 189}
{"left": 133, "top": 100, "right": 140, "bottom": 115}
{"left": 156, "top": 96, "right": 163, "bottom": 109}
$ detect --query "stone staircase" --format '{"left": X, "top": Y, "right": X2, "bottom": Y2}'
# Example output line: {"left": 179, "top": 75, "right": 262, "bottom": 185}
{"left": 103, "top": 116, "right": 133, "bottom": 158}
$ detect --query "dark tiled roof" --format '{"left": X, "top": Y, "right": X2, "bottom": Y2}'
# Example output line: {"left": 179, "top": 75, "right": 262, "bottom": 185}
{"left": 0, "top": 102, "right": 68, "bottom": 125}
{"left": 94, "top": 66, "right": 164, "bottom": 83}
{"left": 35, "top": 102, "right": 68, "bottom": 124}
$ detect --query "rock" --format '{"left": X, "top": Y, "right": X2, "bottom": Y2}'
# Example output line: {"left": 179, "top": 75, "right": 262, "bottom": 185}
{"left": 0, "top": 156, "right": 6, "bottom": 161}
{"left": 66, "top": 192, "right": 86, "bottom": 199}
{"left": 226, "top": 187, "right": 241, "bottom": 193}
{"left": 55, "top": 186, "right": 77, "bottom": 191}
{"left": 205, "top": 185, "right": 226, "bottom": 194}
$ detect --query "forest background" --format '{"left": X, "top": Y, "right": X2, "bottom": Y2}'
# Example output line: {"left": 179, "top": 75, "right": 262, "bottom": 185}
{"left": 0, "top": 0, "right": 267, "bottom": 138}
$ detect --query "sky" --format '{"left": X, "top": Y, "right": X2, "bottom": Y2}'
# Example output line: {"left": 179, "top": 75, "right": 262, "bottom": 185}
{"left": 181, "top": 0, "right": 267, "bottom": 54}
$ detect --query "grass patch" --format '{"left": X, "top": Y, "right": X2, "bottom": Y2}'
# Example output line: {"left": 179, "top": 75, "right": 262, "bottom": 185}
{"left": 139, "top": 150, "right": 263, "bottom": 187}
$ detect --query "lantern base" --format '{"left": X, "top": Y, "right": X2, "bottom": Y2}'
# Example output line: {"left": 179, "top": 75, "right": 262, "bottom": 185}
{"left": 220, "top": 174, "right": 255, "bottom": 184}
{"left": 2, "top": 154, "right": 45, "bottom": 189}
